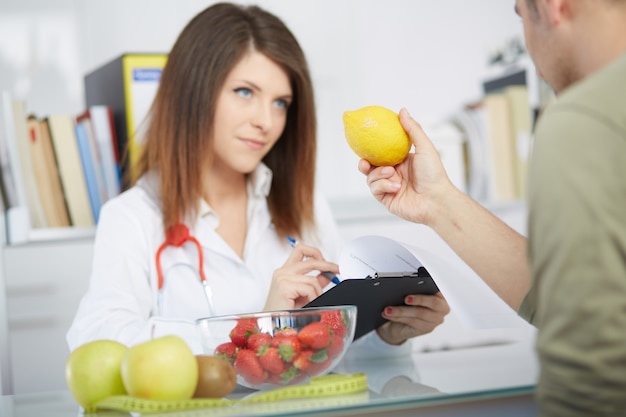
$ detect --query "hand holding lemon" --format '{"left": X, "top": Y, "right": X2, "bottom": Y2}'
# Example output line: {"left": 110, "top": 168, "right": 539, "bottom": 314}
{"left": 343, "top": 105, "right": 411, "bottom": 166}
{"left": 353, "top": 107, "right": 455, "bottom": 228}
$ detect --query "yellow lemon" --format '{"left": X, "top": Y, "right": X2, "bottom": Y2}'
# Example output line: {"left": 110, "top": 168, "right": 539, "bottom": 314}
{"left": 343, "top": 105, "right": 411, "bottom": 166}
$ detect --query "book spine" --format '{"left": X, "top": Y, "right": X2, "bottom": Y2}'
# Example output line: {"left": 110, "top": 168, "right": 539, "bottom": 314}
{"left": 74, "top": 122, "right": 102, "bottom": 223}
{"left": 1, "top": 92, "right": 31, "bottom": 244}
{"left": 89, "top": 105, "right": 122, "bottom": 200}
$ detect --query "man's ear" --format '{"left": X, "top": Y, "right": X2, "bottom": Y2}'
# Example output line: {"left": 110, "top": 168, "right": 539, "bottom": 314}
{"left": 544, "top": 0, "right": 572, "bottom": 25}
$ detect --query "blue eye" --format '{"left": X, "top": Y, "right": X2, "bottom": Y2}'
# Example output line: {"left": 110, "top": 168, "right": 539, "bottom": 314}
{"left": 274, "top": 99, "right": 289, "bottom": 110}
{"left": 235, "top": 87, "right": 252, "bottom": 98}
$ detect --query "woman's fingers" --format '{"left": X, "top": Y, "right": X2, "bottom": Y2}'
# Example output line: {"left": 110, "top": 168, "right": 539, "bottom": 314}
{"left": 284, "top": 243, "right": 339, "bottom": 275}
{"left": 287, "top": 242, "right": 325, "bottom": 260}
{"left": 384, "top": 293, "right": 449, "bottom": 323}
{"left": 376, "top": 293, "right": 450, "bottom": 344}
{"left": 266, "top": 242, "right": 339, "bottom": 311}
{"left": 264, "top": 274, "right": 325, "bottom": 311}
{"left": 405, "top": 292, "right": 451, "bottom": 315}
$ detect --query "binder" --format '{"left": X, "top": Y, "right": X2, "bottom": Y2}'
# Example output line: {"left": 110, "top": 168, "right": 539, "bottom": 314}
{"left": 84, "top": 53, "right": 167, "bottom": 185}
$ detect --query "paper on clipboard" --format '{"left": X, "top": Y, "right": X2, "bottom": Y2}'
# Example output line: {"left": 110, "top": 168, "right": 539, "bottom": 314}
{"left": 338, "top": 235, "right": 527, "bottom": 330}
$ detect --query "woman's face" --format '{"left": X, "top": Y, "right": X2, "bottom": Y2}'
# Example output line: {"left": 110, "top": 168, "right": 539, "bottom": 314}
{"left": 211, "top": 50, "right": 292, "bottom": 175}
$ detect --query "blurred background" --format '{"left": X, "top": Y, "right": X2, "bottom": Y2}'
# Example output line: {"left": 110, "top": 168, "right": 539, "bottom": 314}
{"left": 1, "top": 1, "right": 539, "bottom": 396}
{"left": 0, "top": 0, "right": 525, "bottom": 205}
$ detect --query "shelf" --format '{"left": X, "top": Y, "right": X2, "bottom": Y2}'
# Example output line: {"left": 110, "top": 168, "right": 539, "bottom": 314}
{"left": 3, "top": 226, "right": 96, "bottom": 247}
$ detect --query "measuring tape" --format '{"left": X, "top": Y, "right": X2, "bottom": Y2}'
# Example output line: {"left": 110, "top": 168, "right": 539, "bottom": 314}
{"left": 94, "top": 373, "right": 368, "bottom": 414}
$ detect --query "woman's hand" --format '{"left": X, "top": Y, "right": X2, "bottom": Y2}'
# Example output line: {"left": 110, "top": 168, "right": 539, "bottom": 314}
{"left": 264, "top": 242, "right": 339, "bottom": 311}
{"left": 376, "top": 292, "right": 450, "bottom": 345}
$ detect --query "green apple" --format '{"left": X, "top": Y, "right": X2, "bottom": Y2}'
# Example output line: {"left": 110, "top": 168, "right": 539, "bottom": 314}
{"left": 121, "top": 335, "right": 198, "bottom": 400}
{"left": 65, "top": 339, "right": 128, "bottom": 411}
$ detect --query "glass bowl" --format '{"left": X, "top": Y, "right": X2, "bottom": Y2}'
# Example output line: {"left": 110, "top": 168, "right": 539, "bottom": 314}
{"left": 196, "top": 305, "right": 357, "bottom": 390}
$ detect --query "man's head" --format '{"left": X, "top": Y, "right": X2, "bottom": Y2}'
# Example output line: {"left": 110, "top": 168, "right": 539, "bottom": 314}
{"left": 515, "top": 0, "right": 626, "bottom": 94}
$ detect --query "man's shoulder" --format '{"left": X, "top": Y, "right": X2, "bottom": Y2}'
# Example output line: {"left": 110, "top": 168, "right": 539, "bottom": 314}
{"left": 553, "top": 52, "right": 626, "bottom": 119}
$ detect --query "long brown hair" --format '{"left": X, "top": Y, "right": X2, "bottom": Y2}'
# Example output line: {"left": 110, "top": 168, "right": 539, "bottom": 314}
{"left": 133, "top": 2, "right": 317, "bottom": 239}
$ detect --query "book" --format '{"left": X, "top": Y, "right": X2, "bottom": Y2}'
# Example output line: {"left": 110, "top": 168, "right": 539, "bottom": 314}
{"left": 1, "top": 92, "right": 37, "bottom": 243}
{"left": 25, "top": 116, "right": 70, "bottom": 227}
{"left": 306, "top": 235, "right": 527, "bottom": 338}
{"left": 0, "top": 92, "right": 18, "bottom": 212}
{"left": 84, "top": 53, "right": 167, "bottom": 184}
{"left": 10, "top": 100, "right": 48, "bottom": 228}
{"left": 88, "top": 105, "right": 122, "bottom": 200}
{"left": 74, "top": 118, "right": 104, "bottom": 223}
{"left": 483, "top": 93, "right": 517, "bottom": 202}
{"left": 503, "top": 85, "right": 533, "bottom": 200}
{"left": 46, "top": 114, "right": 94, "bottom": 227}
{"left": 450, "top": 103, "right": 491, "bottom": 202}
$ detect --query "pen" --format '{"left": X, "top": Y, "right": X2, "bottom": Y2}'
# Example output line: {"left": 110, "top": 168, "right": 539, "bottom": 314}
{"left": 286, "top": 237, "right": 341, "bottom": 285}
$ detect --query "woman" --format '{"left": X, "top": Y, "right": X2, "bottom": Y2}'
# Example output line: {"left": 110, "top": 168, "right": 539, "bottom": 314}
{"left": 67, "top": 2, "right": 448, "bottom": 354}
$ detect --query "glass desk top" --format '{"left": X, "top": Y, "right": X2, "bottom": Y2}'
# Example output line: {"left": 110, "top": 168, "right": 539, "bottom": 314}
{"left": 1, "top": 326, "right": 539, "bottom": 417}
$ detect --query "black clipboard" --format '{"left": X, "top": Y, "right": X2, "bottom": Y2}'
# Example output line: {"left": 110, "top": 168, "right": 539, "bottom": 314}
{"left": 304, "top": 266, "right": 439, "bottom": 340}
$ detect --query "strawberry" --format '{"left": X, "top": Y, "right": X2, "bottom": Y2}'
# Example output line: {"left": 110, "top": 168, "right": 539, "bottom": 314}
{"left": 307, "top": 357, "right": 332, "bottom": 376}
{"left": 214, "top": 341, "right": 238, "bottom": 363}
{"left": 258, "top": 346, "right": 285, "bottom": 374}
{"left": 247, "top": 333, "right": 271, "bottom": 352}
{"left": 234, "top": 348, "right": 267, "bottom": 385}
{"left": 274, "top": 327, "right": 297, "bottom": 337}
{"left": 293, "top": 349, "right": 329, "bottom": 374}
{"left": 293, "top": 350, "right": 314, "bottom": 371}
{"left": 267, "top": 372, "right": 284, "bottom": 385}
{"left": 271, "top": 334, "right": 302, "bottom": 362}
{"left": 327, "top": 334, "right": 344, "bottom": 360}
{"left": 277, "top": 366, "right": 300, "bottom": 384}
{"left": 229, "top": 318, "right": 258, "bottom": 348}
{"left": 320, "top": 310, "right": 347, "bottom": 338}
{"left": 277, "top": 366, "right": 307, "bottom": 385}
{"left": 297, "top": 322, "right": 331, "bottom": 349}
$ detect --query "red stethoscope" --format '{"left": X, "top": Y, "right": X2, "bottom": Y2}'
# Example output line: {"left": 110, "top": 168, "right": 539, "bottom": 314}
{"left": 154, "top": 223, "right": 216, "bottom": 316}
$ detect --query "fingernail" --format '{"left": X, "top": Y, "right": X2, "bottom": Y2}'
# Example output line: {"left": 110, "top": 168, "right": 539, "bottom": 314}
{"left": 385, "top": 307, "right": 393, "bottom": 315}
{"left": 406, "top": 296, "right": 414, "bottom": 304}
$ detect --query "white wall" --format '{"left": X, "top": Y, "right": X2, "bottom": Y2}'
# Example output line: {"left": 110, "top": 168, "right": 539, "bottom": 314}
{"left": 0, "top": 0, "right": 523, "bottom": 205}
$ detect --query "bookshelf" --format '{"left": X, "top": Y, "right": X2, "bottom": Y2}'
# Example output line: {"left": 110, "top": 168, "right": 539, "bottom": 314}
{"left": 449, "top": 53, "right": 552, "bottom": 205}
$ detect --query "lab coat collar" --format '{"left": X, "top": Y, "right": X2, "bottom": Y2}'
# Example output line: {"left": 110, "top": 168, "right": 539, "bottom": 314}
{"left": 136, "top": 165, "right": 274, "bottom": 261}
{"left": 137, "top": 163, "right": 273, "bottom": 218}
{"left": 249, "top": 162, "right": 273, "bottom": 198}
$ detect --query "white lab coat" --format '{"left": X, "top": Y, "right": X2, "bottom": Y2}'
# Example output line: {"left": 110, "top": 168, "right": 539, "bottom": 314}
{"left": 66, "top": 165, "right": 410, "bottom": 356}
